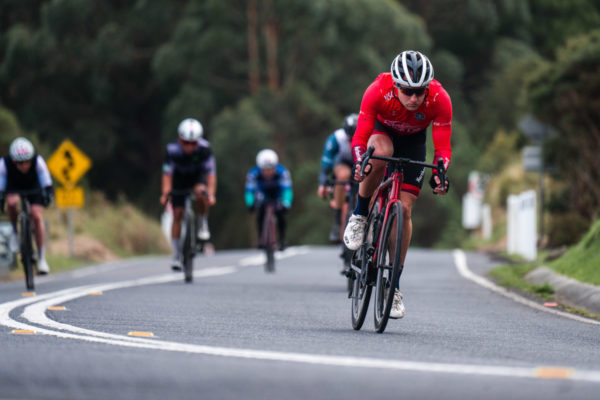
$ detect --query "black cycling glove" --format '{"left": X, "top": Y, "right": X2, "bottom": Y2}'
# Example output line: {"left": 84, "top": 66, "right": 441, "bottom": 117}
{"left": 41, "top": 186, "right": 54, "bottom": 207}
{"left": 0, "top": 191, "right": 5, "bottom": 213}
{"left": 429, "top": 174, "right": 450, "bottom": 193}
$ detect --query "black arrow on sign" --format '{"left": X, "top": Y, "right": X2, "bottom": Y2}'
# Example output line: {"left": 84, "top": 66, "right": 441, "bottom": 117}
{"left": 62, "top": 150, "right": 75, "bottom": 182}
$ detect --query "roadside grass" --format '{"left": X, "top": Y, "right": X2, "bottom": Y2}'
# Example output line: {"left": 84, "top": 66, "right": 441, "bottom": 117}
{"left": 548, "top": 219, "right": 600, "bottom": 286}
{"left": 488, "top": 263, "right": 555, "bottom": 301}
{"left": 2, "top": 191, "right": 169, "bottom": 283}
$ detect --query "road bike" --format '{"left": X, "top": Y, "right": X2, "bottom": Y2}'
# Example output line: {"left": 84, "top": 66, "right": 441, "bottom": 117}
{"left": 349, "top": 146, "right": 446, "bottom": 333}
{"left": 168, "top": 189, "right": 210, "bottom": 283}
{"left": 4, "top": 189, "right": 44, "bottom": 290}
{"left": 259, "top": 201, "right": 278, "bottom": 273}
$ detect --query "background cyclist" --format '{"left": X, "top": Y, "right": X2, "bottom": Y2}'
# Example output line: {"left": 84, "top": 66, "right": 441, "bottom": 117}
{"left": 245, "top": 149, "right": 293, "bottom": 251}
{"left": 343, "top": 50, "right": 452, "bottom": 319}
{"left": 160, "top": 118, "right": 216, "bottom": 271}
{"left": 0, "top": 137, "right": 54, "bottom": 275}
{"left": 317, "top": 113, "right": 358, "bottom": 243}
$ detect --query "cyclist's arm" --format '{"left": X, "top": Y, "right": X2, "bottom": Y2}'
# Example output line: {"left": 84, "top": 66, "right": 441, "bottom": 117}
{"left": 244, "top": 168, "right": 259, "bottom": 208}
{"left": 202, "top": 152, "right": 217, "bottom": 202}
{"left": 319, "top": 133, "right": 338, "bottom": 185}
{"left": 0, "top": 158, "right": 7, "bottom": 192}
{"left": 279, "top": 166, "right": 293, "bottom": 209}
{"left": 161, "top": 149, "right": 174, "bottom": 204}
{"left": 431, "top": 87, "right": 452, "bottom": 171}
{"left": 351, "top": 81, "right": 380, "bottom": 162}
{"left": 35, "top": 155, "right": 53, "bottom": 187}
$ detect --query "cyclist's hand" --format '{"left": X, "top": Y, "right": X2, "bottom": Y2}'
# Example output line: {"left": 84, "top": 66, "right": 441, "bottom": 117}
{"left": 41, "top": 186, "right": 54, "bottom": 207}
{"left": 207, "top": 193, "right": 216, "bottom": 206}
{"left": 429, "top": 175, "right": 450, "bottom": 195}
{"left": 160, "top": 193, "right": 169, "bottom": 206}
{"left": 317, "top": 185, "right": 329, "bottom": 199}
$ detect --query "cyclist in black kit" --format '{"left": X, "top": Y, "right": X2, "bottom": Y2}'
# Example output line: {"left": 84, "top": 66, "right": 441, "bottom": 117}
{"left": 0, "top": 137, "right": 54, "bottom": 274}
{"left": 160, "top": 118, "right": 216, "bottom": 270}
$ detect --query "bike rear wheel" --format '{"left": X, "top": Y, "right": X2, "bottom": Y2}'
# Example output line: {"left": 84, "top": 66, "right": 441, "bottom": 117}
{"left": 20, "top": 215, "right": 34, "bottom": 291}
{"left": 373, "top": 201, "right": 403, "bottom": 333}
{"left": 182, "top": 217, "right": 194, "bottom": 283}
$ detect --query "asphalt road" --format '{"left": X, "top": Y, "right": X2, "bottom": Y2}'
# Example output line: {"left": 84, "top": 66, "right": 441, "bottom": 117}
{"left": 1, "top": 246, "right": 599, "bottom": 400}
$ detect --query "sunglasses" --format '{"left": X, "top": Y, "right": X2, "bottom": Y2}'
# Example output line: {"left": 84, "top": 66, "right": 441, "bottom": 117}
{"left": 396, "top": 85, "right": 427, "bottom": 97}
{"left": 180, "top": 139, "right": 198, "bottom": 146}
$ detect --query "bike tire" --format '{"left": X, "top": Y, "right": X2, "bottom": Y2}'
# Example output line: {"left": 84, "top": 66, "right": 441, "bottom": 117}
{"left": 182, "top": 217, "right": 194, "bottom": 283}
{"left": 373, "top": 201, "right": 404, "bottom": 333}
{"left": 20, "top": 216, "right": 34, "bottom": 291}
{"left": 350, "top": 248, "right": 371, "bottom": 330}
{"left": 350, "top": 202, "right": 380, "bottom": 330}
{"left": 264, "top": 206, "right": 276, "bottom": 273}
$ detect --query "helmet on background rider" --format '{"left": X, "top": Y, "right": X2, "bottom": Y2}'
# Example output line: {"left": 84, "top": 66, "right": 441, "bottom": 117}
{"left": 177, "top": 118, "right": 203, "bottom": 141}
{"left": 9, "top": 137, "right": 35, "bottom": 162}
{"left": 256, "top": 149, "right": 278, "bottom": 169}
{"left": 390, "top": 50, "right": 434, "bottom": 88}
{"left": 343, "top": 113, "right": 358, "bottom": 138}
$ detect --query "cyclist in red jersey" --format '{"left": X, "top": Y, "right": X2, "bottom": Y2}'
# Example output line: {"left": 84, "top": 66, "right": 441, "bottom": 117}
{"left": 343, "top": 50, "right": 451, "bottom": 319}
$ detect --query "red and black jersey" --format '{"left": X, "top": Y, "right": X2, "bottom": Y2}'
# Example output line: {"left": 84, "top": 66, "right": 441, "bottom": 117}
{"left": 352, "top": 73, "right": 452, "bottom": 169}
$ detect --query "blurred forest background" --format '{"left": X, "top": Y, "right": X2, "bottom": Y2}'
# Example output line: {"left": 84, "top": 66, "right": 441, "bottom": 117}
{"left": 1, "top": 0, "right": 599, "bottom": 251}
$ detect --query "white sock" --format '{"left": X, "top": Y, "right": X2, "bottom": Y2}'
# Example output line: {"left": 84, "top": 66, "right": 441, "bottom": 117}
{"left": 38, "top": 245, "right": 45, "bottom": 261}
{"left": 171, "top": 238, "right": 180, "bottom": 259}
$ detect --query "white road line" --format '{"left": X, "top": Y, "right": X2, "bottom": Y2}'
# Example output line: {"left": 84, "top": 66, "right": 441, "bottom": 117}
{"left": 2, "top": 249, "right": 600, "bottom": 383}
{"left": 453, "top": 249, "right": 600, "bottom": 326}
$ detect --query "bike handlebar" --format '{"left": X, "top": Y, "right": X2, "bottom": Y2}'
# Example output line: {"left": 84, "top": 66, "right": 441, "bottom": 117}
{"left": 359, "top": 145, "right": 446, "bottom": 181}
{"left": 3, "top": 188, "right": 44, "bottom": 196}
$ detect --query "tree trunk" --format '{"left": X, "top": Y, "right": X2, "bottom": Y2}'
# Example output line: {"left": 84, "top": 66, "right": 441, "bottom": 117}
{"left": 247, "top": 0, "right": 260, "bottom": 94}
{"left": 262, "top": 0, "right": 279, "bottom": 93}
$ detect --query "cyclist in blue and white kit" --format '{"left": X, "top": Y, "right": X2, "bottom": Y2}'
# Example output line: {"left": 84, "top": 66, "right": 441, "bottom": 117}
{"left": 0, "top": 138, "right": 54, "bottom": 274}
{"left": 317, "top": 114, "right": 358, "bottom": 242}
{"left": 245, "top": 149, "right": 293, "bottom": 250}
{"left": 160, "top": 118, "right": 216, "bottom": 270}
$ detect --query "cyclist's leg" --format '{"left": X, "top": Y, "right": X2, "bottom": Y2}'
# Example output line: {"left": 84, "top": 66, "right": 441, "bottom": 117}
{"left": 5, "top": 194, "right": 19, "bottom": 231}
{"left": 193, "top": 181, "right": 211, "bottom": 240}
{"left": 332, "top": 162, "right": 351, "bottom": 241}
{"left": 397, "top": 191, "right": 417, "bottom": 267}
{"left": 256, "top": 203, "right": 266, "bottom": 247}
{"left": 344, "top": 133, "right": 392, "bottom": 250}
{"left": 391, "top": 132, "right": 426, "bottom": 290}
{"left": 275, "top": 206, "right": 287, "bottom": 250}
{"left": 355, "top": 133, "right": 393, "bottom": 214}
{"left": 5, "top": 194, "right": 19, "bottom": 251}
{"left": 30, "top": 202, "right": 49, "bottom": 273}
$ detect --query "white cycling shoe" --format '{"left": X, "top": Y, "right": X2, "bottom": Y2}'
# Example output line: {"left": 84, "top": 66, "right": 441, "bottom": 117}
{"left": 171, "top": 259, "right": 183, "bottom": 271}
{"left": 37, "top": 259, "right": 50, "bottom": 275}
{"left": 389, "top": 290, "right": 405, "bottom": 319}
{"left": 343, "top": 214, "right": 367, "bottom": 251}
{"left": 197, "top": 217, "right": 210, "bottom": 241}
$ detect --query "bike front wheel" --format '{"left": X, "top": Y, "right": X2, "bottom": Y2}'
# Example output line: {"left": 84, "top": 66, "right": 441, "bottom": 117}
{"left": 350, "top": 201, "right": 380, "bottom": 330}
{"left": 373, "top": 201, "right": 404, "bottom": 333}
{"left": 20, "top": 216, "right": 34, "bottom": 291}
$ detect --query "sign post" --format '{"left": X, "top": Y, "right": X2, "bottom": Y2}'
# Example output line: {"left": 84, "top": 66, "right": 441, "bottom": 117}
{"left": 47, "top": 140, "right": 92, "bottom": 257}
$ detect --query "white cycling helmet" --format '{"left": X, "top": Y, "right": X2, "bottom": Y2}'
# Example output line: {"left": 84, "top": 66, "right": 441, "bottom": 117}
{"left": 9, "top": 137, "right": 35, "bottom": 162}
{"left": 391, "top": 50, "right": 434, "bottom": 88}
{"left": 256, "top": 149, "right": 278, "bottom": 169}
{"left": 177, "top": 118, "right": 203, "bottom": 141}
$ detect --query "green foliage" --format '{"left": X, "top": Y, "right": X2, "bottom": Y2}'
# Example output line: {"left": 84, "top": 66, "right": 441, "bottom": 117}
{"left": 550, "top": 219, "right": 600, "bottom": 285}
{"left": 489, "top": 263, "right": 554, "bottom": 300}
{"left": 2, "top": 0, "right": 599, "bottom": 251}
{"left": 524, "top": 28, "right": 600, "bottom": 221}
{"left": 477, "top": 129, "right": 521, "bottom": 173}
